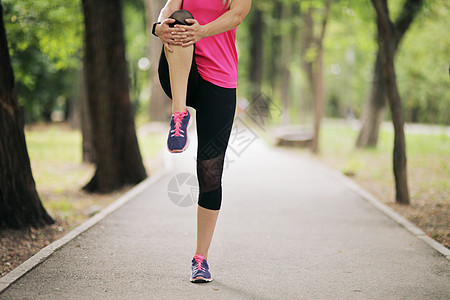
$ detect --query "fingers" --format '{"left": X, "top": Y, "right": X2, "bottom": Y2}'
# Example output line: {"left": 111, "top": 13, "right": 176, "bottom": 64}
{"left": 182, "top": 41, "right": 194, "bottom": 47}
{"left": 164, "top": 43, "right": 173, "bottom": 53}
{"left": 162, "top": 18, "right": 176, "bottom": 26}
{"left": 184, "top": 19, "right": 196, "bottom": 25}
{"left": 167, "top": 19, "right": 200, "bottom": 46}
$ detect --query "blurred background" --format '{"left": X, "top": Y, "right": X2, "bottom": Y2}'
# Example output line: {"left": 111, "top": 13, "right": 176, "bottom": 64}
{"left": 0, "top": 0, "right": 448, "bottom": 277}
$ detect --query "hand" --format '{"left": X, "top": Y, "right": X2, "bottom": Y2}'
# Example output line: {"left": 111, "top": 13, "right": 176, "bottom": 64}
{"left": 156, "top": 18, "right": 185, "bottom": 52}
{"left": 175, "top": 19, "right": 207, "bottom": 47}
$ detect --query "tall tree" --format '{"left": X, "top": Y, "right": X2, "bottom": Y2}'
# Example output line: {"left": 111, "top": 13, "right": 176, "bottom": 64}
{"left": 356, "top": 0, "right": 423, "bottom": 148}
{"left": 247, "top": 5, "right": 267, "bottom": 125}
{"left": 371, "top": 0, "right": 418, "bottom": 204}
{"left": 82, "top": 0, "right": 147, "bottom": 193}
{"left": 279, "top": 3, "right": 296, "bottom": 125}
{"left": 145, "top": 0, "right": 170, "bottom": 122}
{"left": 0, "top": 2, "right": 54, "bottom": 228}
{"left": 301, "top": 0, "right": 333, "bottom": 153}
{"left": 248, "top": 6, "right": 265, "bottom": 101}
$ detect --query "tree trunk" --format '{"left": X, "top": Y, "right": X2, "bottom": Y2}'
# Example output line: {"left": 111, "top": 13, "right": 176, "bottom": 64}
{"left": 280, "top": 4, "right": 292, "bottom": 125}
{"left": 303, "top": 0, "right": 332, "bottom": 153}
{"left": 311, "top": 43, "right": 325, "bottom": 153}
{"left": 371, "top": 0, "right": 411, "bottom": 204}
{"left": 0, "top": 4, "right": 54, "bottom": 228}
{"left": 357, "top": 0, "right": 424, "bottom": 148}
{"left": 248, "top": 7, "right": 264, "bottom": 99}
{"left": 268, "top": 1, "right": 283, "bottom": 99}
{"left": 146, "top": 0, "right": 170, "bottom": 122}
{"left": 80, "top": 64, "right": 95, "bottom": 163}
{"left": 355, "top": 51, "right": 387, "bottom": 148}
{"left": 248, "top": 7, "right": 266, "bottom": 123}
{"left": 82, "top": 0, "right": 147, "bottom": 193}
{"left": 301, "top": 10, "right": 314, "bottom": 126}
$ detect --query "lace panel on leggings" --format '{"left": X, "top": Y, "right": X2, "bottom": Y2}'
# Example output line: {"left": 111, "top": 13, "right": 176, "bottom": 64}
{"left": 196, "top": 154, "right": 225, "bottom": 193}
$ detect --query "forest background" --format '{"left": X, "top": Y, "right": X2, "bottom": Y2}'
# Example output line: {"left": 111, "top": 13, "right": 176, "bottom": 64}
{"left": 0, "top": 0, "right": 448, "bottom": 277}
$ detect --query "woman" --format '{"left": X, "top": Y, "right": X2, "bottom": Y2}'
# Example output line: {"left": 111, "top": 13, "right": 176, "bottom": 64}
{"left": 152, "top": 0, "right": 251, "bottom": 283}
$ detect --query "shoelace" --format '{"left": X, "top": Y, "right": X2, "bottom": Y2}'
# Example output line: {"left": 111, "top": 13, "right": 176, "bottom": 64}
{"left": 171, "top": 112, "right": 186, "bottom": 137}
{"left": 193, "top": 255, "right": 204, "bottom": 271}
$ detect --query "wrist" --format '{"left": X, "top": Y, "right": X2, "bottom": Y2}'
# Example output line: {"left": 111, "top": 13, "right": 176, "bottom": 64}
{"left": 200, "top": 25, "right": 209, "bottom": 39}
{"left": 152, "top": 22, "right": 161, "bottom": 37}
{"left": 155, "top": 24, "right": 162, "bottom": 37}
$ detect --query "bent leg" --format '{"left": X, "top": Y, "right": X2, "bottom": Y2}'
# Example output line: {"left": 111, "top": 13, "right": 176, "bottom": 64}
{"left": 164, "top": 45, "right": 193, "bottom": 113}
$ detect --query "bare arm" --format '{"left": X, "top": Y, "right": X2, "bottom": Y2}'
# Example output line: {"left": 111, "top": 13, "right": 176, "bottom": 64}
{"left": 176, "top": 0, "right": 252, "bottom": 47}
{"left": 156, "top": 0, "right": 182, "bottom": 23}
{"left": 154, "top": 0, "right": 184, "bottom": 52}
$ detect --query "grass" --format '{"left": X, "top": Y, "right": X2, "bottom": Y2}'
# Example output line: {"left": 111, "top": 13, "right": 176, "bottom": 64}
{"left": 269, "top": 119, "right": 449, "bottom": 248}
{"left": 25, "top": 122, "right": 166, "bottom": 227}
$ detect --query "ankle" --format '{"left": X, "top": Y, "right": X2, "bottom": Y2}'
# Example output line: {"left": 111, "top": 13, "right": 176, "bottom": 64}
{"left": 194, "top": 252, "right": 207, "bottom": 260}
{"left": 172, "top": 106, "right": 187, "bottom": 114}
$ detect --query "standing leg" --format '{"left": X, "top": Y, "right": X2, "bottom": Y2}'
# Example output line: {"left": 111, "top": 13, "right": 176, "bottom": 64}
{"left": 194, "top": 80, "right": 237, "bottom": 260}
{"left": 195, "top": 206, "right": 220, "bottom": 261}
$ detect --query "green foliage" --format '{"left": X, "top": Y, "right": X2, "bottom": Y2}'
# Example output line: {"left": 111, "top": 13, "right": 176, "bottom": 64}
{"left": 324, "top": 0, "right": 377, "bottom": 119}
{"left": 3, "top": 0, "right": 83, "bottom": 122}
{"left": 123, "top": 0, "right": 149, "bottom": 113}
{"left": 1, "top": 0, "right": 447, "bottom": 124}
{"left": 2, "top": 0, "right": 149, "bottom": 123}
{"left": 3, "top": 0, "right": 82, "bottom": 70}
{"left": 396, "top": 1, "right": 450, "bottom": 124}
{"left": 322, "top": 0, "right": 448, "bottom": 124}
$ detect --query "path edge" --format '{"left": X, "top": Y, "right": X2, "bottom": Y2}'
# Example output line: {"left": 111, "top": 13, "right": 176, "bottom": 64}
{"left": 0, "top": 150, "right": 173, "bottom": 294}
{"left": 310, "top": 159, "right": 450, "bottom": 261}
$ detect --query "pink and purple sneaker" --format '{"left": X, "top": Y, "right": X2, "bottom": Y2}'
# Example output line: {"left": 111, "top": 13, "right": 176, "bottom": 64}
{"left": 190, "top": 254, "right": 213, "bottom": 283}
{"left": 167, "top": 109, "right": 191, "bottom": 153}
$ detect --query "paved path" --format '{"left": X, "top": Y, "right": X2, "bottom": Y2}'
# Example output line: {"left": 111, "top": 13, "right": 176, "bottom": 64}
{"left": 1, "top": 124, "right": 449, "bottom": 299}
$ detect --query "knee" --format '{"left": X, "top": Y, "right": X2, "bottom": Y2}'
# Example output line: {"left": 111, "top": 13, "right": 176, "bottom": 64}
{"left": 169, "top": 10, "right": 195, "bottom": 27}
{"left": 196, "top": 155, "right": 224, "bottom": 193}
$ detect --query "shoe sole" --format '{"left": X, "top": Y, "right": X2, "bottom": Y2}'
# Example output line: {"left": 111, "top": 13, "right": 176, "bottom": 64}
{"left": 190, "top": 276, "right": 213, "bottom": 283}
{"left": 167, "top": 110, "right": 192, "bottom": 153}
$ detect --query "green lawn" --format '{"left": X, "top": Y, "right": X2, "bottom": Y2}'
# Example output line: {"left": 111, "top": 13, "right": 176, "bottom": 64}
{"left": 24, "top": 123, "right": 165, "bottom": 226}
{"left": 318, "top": 121, "right": 449, "bottom": 202}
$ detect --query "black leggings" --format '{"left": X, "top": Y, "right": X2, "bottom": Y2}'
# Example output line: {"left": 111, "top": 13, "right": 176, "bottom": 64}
{"left": 158, "top": 12, "right": 236, "bottom": 210}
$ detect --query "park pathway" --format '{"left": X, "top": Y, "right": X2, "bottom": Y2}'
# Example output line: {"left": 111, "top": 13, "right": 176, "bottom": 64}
{"left": 1, "top": 121, "right": 449, "bottom": 299}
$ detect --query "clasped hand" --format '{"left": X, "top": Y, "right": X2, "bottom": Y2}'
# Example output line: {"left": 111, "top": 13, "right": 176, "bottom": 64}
{"left": 157, "top": 18, "right": 206, "bottom": 52}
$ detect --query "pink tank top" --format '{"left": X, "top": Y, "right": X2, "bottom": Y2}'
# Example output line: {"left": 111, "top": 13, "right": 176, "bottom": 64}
{"left": 182, "top": 0, "right": 238, "bottom": 89}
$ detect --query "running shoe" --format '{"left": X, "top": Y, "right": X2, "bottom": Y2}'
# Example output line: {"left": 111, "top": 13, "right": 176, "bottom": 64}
{"left": 190, "top": 254, "right": 213, "bottom": 283}
{"left": 167, "top": 109, "right": 191, "bottom": 153}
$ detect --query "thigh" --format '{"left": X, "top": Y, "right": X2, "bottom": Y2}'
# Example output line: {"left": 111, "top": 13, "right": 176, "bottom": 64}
{"left": 195, "top": 79, "right": 237, "bottom": 160}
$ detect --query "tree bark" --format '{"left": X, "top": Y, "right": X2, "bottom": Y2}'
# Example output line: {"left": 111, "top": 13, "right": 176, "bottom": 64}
{"left": 371, "top": 0, "right": 412, "bottom": 204}
{"left": 356, "top": 50, "right": 387, "bottom": 148}
{"left": 0, "top": 4, "right": 54, "bottom": 228}
{"left": 302, "top": 0, "right": 332, "bottom": 153}
{"left": 268, "top": 0, "right": 283, "bottom": 100}
{"left": 80, "top": 64, "right": 95, "bottom": 163}
{"left": 82, "top": 0, "right": 147, "bottom": 193}
{"left": 248, "top": 7, "right": 264, "bottom": 100}
{"left": 301, "top": 9, "right": 314, "bottom": 125}
{"left": 146, "top": 0, "right": 170, "bottom": 122}
{"left": 280, "top": 4, "right": 293, "bottom": 125}
{"left": 248, "top": 7, "right": 267, "bottom": 124}
{"left": 357, "top": 0, "right": 424, "bottom": 148}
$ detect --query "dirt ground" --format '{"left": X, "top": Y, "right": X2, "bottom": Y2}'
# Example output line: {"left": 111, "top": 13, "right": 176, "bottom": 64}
{"left": 353, "top": 175, "right": 449, "bottom": 248}
{"left": 0, "top": 189, "right": 127, "bottom": 278}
